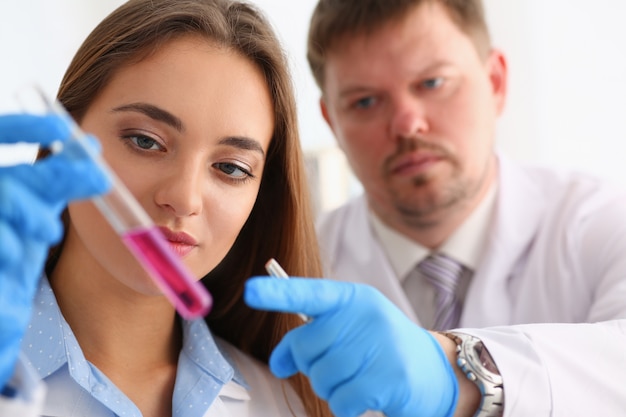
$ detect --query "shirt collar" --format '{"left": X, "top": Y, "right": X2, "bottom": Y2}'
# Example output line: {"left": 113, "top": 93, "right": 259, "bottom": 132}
{"left": 369, "top": 213, "right": 429, "bottom": 282}
{"left": 369, "top": 180, "right": 498, "bottom": 281}
{"left": 22, "top": 275, "right": 248, "bottom": 416}
{"left": 442, "top": 180, "right": 498, "bottom": 269}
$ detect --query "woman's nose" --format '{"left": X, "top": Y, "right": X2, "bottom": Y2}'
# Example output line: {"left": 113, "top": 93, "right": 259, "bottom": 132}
{"left": 154, "top": 163, "right": 204, "bottom": 218}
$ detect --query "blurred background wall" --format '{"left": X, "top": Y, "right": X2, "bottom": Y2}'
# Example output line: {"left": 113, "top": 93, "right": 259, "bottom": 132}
{"left": 2, "top": 1, "right": 626, "bottom": 216}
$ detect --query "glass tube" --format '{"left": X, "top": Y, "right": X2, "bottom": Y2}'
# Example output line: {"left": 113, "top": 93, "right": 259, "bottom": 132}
{"left": 265, "top": 258, "right": 311, "bottom": 323}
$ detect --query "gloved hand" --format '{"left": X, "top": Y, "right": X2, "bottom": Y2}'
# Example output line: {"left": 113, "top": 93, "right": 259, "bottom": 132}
{"left": 244, "top": 277, "right": 459, "bottom": 417}
{"left": 0, "top": 114, "right": 110, "bottom": 391}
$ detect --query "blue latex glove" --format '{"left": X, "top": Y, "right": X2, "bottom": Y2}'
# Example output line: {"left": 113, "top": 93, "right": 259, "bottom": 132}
{"left": 0, "top": 114, "right": 110, "bottom": 391}
{"left": 245, "top": 278, "right": 459, "bottom": 417}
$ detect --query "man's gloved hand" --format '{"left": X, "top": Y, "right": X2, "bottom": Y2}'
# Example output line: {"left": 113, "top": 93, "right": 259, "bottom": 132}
{"left": 0, "top": 114, "right": 110, "bottom": 390}
{"left": 244, "top": 277, "right": 459, "bottom": 417}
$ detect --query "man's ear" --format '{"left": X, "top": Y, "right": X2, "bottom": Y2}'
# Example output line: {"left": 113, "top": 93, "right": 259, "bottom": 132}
{"left": 486, "top": 48, "right": 508, "bottom": 115}
{"left": 320, "top": 97, "right": 334, "bottom": 131}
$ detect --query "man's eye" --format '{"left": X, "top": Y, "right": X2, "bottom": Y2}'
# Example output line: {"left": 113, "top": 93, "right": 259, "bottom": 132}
{"left": 354, "top": 96, "right": 376, "bottom": 109}
{"left": 422, "top": 78, "right": 444, "bottom": 89}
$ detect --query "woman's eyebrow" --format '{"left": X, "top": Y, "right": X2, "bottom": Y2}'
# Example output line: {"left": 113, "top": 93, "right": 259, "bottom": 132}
{"left": 219, "top": 136, "right": 266, "bottom": 158}
{"left": 112, "top": 103, "right": 266, "bottom": 157}
{"left": 111, "top": 102, "right": 184, "bottom": 132}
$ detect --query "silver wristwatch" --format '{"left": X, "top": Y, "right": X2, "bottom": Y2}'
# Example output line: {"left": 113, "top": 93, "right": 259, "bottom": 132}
{"left": 441, "top": 332, "right": 504, "bottom": 417}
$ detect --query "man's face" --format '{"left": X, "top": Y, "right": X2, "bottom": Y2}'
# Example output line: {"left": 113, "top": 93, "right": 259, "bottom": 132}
{"left": 321, "top": 3, "right": 506, "bottom": 231}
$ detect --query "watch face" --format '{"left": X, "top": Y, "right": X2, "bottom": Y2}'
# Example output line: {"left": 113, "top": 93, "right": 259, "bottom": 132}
{"left": 473, "top": 343, "right": 500, "bottom": 375}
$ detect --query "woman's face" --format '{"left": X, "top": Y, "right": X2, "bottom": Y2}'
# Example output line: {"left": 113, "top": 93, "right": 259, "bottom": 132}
{"left": 65, "top": 36, "right": 274, "bottom": 296}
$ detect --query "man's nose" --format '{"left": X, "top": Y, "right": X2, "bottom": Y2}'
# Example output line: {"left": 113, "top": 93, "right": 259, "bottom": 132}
{"left": 389, "top": 97, "right": 429, "bottom": 141}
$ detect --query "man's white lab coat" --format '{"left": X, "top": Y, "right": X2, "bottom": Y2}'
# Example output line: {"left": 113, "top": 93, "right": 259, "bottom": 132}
{"left": 317, "top": 155, "right": 626, "bottom": 415}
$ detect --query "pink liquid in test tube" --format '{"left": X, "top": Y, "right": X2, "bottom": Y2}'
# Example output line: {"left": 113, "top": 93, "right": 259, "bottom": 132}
{"left": 123, "top": 226, "right": 212, "bottom": 319}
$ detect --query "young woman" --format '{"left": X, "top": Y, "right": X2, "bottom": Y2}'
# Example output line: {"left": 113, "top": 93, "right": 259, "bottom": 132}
{"left": 0, "top": 0, "right": 332, "bottom": 415}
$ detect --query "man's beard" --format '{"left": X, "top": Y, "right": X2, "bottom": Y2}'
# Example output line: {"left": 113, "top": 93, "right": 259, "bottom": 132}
{"left": 382, "top": 136, "right": 474, "bottom": 229}
{"left": 392, "top": 172, "right": 471, "bottom": 229}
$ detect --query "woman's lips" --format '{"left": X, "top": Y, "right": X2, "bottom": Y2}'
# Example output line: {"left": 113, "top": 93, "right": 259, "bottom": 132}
{"left": 158, "top": 227, "right": 198, "bottom": 257}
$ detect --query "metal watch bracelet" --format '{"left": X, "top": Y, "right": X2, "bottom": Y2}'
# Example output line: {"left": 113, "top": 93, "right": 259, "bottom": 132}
{"left": 440, "top": 332, "right": 504, "bottom": 417}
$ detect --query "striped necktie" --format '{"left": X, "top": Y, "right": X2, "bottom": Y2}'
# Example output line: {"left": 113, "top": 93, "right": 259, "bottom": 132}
{"left": 416, "top": 253, "right": 464, "bottom": 330}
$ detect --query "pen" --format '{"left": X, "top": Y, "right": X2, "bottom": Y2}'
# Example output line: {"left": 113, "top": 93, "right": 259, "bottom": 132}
{"left": 264, "top": 258, "right": 311, "bottom": 323}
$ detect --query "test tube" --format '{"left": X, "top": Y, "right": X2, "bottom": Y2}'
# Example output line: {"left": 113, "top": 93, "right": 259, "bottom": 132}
{"left": 21, "top": 86, "right": 212, "bottom": 319}
{"left": 264, "top": 258, "right": 311, "bottom": 323}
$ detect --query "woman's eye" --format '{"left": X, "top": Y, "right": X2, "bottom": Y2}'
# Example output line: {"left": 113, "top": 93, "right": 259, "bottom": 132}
{"left": 127, "top": 135, "right": 162, "bottom": 151}
{"left": 215, "top": 162, "right": 251, "bottom": 179}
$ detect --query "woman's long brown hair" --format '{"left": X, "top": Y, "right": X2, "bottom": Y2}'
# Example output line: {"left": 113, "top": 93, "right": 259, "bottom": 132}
{"left": 43, "top": 0, "right": 332, "bottom": 415}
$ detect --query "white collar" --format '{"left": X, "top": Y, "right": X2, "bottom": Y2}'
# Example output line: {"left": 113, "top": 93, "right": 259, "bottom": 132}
{"left": 369, "top": 180, "right": 498, "bottom": 281}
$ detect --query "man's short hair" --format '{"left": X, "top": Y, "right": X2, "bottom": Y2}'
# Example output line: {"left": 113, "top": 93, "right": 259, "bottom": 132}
{"left": 307, "top": 0, "right": 491, "bottom": 90}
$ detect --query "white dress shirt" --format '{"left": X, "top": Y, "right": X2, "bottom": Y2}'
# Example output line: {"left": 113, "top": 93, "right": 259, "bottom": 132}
{"left": 369, "top": 182, "right": 496, "bottom": 328}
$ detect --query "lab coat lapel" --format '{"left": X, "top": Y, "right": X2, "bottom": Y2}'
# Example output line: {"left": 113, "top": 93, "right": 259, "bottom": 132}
{"left": 461, "top": 156, "right": 547, "bottom": 327}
